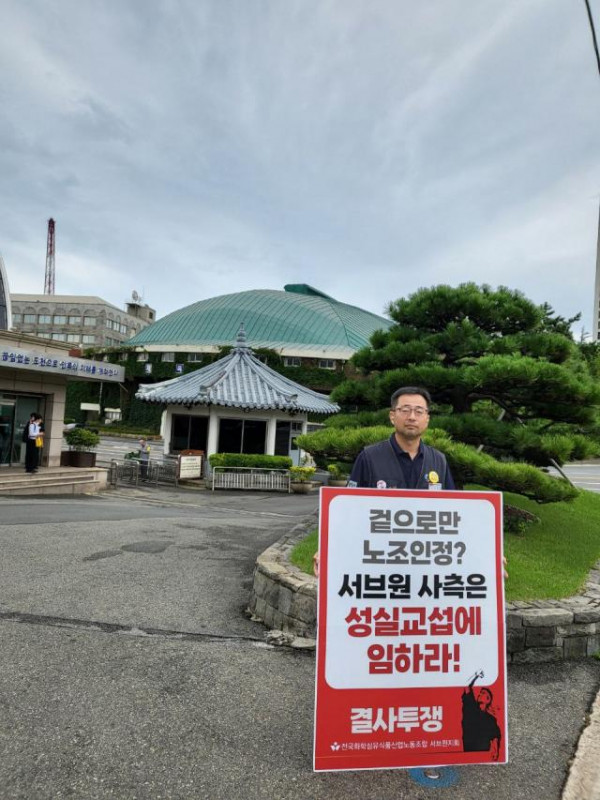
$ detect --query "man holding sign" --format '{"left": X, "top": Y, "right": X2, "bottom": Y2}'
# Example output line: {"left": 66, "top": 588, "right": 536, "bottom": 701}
{"left": 314, "top": 386, "right": 455, "bottom": 577}
{"left": 348, "top": 386, "right": 455, "bottom": 491}
{"left": 313, "top": 387, "right": 507, "bottom": 772}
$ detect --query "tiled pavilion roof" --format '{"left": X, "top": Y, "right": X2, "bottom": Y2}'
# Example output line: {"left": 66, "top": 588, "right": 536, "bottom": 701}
{"left": 136, "top": 325, "right": 340, "bottom": 414}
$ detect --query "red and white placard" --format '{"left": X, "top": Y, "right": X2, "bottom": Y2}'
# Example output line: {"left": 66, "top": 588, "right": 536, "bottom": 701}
{"left": 314, "top": 487, "right": 507, "bottom": 772}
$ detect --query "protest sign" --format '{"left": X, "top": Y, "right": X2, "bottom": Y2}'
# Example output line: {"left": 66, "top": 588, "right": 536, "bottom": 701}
{"left": 314, "top": 487, "right": 507, "bottom": 772}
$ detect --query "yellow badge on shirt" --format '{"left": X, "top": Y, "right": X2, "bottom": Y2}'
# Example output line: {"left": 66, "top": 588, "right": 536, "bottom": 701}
{"left": 427, "top": 471, "right": 439, "bottom": 484}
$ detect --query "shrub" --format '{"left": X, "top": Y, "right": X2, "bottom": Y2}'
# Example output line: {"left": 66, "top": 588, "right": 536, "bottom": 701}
{"left": 208, "top": 453, "right": 292, "bottom": 469}
{"left": 290, "top": 466, "right": 316, "bottom": 482}
{"left": 296, "top": 425, "right": 578, "bottom": 503}
{"left": 504, "top": 504, "right": 540, "bottom": 535}
{"left": 327, "top": 462, "right": 349, "bottom": 478}
{"left": 64, "top": 428, "right": 101, "bottom": 451}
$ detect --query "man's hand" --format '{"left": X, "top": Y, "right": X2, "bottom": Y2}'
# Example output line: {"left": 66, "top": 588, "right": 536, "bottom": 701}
{"left": 503, "top": 557, "right": 509, "bottom": 580}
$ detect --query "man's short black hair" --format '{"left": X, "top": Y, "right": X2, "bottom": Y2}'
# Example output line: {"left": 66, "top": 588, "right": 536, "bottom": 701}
{"left": 390, "top": 386, "right": 432, "bottom": 409}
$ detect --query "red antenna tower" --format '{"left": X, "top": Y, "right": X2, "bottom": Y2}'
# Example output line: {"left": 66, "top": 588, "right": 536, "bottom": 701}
{"left": 44, "top": 218, "right": 56, "bottom": 294}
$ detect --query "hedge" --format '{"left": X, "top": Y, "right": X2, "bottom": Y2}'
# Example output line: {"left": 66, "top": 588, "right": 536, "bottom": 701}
{"left": 295, "top": 425, "right": 578, "bottom": 503}
{"left": 208, "top": 453, "right": 293, "bottom": 469}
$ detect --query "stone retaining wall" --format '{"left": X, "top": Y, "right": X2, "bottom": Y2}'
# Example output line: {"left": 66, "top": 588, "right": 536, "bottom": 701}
{"left": 506, "top": 568, "right": 600, "bottom": 662}
{"left": 248, "top": 519, "right": 600, "bottom": 660}
{"left": 247, "top": 513, "right": 318, "bottom": 639}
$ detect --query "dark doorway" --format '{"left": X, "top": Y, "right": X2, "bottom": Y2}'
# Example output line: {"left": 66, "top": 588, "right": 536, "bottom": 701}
{"left": 218, "top": 418, "right": 266, "bottom": 454}
{"left": 274, "top": 421, "right": 290, "bottom": 456}
{"left": 170, "top": 415, "right": 208, "bottom": 452}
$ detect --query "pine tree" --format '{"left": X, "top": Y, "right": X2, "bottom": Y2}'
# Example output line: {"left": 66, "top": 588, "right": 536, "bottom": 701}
{"left": 330, "top": 283, "right": 600, "bottom": 468}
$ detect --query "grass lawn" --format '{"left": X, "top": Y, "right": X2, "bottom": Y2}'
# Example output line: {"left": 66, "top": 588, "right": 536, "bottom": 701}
{"left": 289, "top": 488, "right": 600, "bottom": 603}
{"left": 290, "top": 528, "right": 318, "bottom": 575}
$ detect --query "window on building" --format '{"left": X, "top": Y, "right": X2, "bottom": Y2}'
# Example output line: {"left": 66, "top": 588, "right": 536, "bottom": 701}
{"left": 187, "top": 353, "right": 203, "bottom": 363}
{"left": 23, "top": 314, "right": 36, "bottom": 323}
{"left": 137, "top": 353, "right": 149, "bottom": 362}
{"left": 38, "top": 315, "right": 51, "bottom": 324}
{"left": 82, "top": 335, "right": 95, "bottom": 344}
{"left": 67, "top": 334, "right": 80, "bottom": 343}
{"left": 51, "top": 333, "right": 67, "bottom": 341}
{"left": 83, "top": 316, "right": 96, "bottom": 326}
{"left": 318, "top": 359, "right": 336, "bottom": 370}
{"left": 68, "top": 315, "right": 81, "bottom": 324}
{"left": 218, "top": 418, "right": 266, "bottom": 455}
{"left": 12, "top": 313, "right": 22, "bottom": 323}
{"left": 284, "top": 357, "right": 301, "bottom": 367}
{"left": 53, "top": 315, "right": 67, "bottom": 324}
{"left": 120, "top": 324, "right": 127, "bottom": 334}
{"left": 170, "top": 414, "right": 208, "bottom": 452}
{"left": 274, "top": 421, "right": 291, "bottom": 456}
{"left": 161, "top": 353, "right": 175, "bottom": 362}
{"left": 37, "top": 332, "right": 51, "bottom": 339}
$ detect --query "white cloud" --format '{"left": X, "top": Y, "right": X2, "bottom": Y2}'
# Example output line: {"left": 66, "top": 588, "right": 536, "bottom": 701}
{"left": 0, "top": 0, "right": 599, "bottom": 333}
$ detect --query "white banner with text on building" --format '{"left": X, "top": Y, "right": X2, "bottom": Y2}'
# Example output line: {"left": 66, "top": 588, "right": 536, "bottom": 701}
{"left": 314, "top": 487, "right": 507, "bottom": 772}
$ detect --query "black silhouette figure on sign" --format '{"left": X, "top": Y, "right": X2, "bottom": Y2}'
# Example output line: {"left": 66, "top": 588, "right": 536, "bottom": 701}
{"left": 461, "top": 670, "right": 502, "bottom": 760}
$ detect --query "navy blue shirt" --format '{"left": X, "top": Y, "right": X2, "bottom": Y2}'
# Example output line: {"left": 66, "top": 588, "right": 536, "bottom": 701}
{"left": 349, "top": 435, "right": 456, "bottom": 490}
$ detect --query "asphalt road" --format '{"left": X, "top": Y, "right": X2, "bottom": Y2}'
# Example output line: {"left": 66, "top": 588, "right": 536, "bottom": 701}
{"left": 0, "top": 487, "right": 598, "bottom": 799}
{"left": 555, "top": 461, "right": 600, "bottom": 494}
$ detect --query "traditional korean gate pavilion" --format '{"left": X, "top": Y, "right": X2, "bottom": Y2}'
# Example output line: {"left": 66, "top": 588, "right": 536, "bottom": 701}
{"left": 136, "top": 325, "right": 339, "bottom": 464}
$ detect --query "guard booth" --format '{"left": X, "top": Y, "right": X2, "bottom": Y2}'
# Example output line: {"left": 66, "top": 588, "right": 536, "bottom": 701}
{"left": 136, "top": 325, "right": 339, "bottom": 471}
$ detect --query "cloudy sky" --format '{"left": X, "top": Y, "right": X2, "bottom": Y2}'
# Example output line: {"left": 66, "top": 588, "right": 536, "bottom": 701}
{"left": 1, "top": 0, "right": 600, "bottom": 334}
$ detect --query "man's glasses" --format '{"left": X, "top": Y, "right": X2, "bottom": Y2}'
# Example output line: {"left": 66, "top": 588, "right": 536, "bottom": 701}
{"left": 393, "top": 405, "right": 429, "bottom": 417}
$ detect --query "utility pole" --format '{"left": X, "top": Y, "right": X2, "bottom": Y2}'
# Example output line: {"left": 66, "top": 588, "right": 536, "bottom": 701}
{"left": 43, "top": 218, "right": 55, "bottom": 295}
{"left": 593, "top": 204, "right": 600, "bottom": 341}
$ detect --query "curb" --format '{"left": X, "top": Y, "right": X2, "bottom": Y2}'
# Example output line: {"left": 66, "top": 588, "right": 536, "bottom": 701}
{"left": 250, "top": 528, "right": 600, "bottom": 663}
{"left": 562, "top": 688, "right": 600, "bottom": 800}
{"left": 248, "top": 512, "right": 318, "bottom": 643}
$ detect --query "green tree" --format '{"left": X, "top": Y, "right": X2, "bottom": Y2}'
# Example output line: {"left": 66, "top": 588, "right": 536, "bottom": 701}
{"left": 330, "top": 283, "right": 600, "bottom": 469}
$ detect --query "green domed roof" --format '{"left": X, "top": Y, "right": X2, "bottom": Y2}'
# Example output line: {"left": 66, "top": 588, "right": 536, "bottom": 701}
{"left": 127, "top": 285, "right": 391, "bottom": 357}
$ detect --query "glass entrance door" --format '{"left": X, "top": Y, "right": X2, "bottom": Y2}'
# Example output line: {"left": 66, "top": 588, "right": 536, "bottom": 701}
{"left": 14, "top": 397, "right": 44, "bottom": 466}
{"left": 0, "top": 400, "right": 15, "bottom": 465}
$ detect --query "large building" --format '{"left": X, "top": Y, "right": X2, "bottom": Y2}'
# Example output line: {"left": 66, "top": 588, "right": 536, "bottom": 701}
{"left": 125, "top": 284, "right": 392, "bottom": 372}
{"left": 10, "top": 294, "right": 155, "bottom": 349}
{"left": 0, "top": 265, "right": 124, "bottom": 470}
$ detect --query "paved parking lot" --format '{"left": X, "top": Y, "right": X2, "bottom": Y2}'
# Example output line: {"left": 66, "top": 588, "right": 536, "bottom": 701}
{"left": 0, "top": 488, "right": 598, "bottom": 799}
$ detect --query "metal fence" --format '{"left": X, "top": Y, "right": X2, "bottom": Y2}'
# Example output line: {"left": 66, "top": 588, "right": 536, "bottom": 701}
{"left": 109, "top": 459, "right": 141, "bottom": 488}
{"left": 211, "top": 466, "right": 290, "bottom": 492}
{"left": 109, "top": 458, "right": 179, "bottom": 489}
{"left": 147, "top": 459, "right": 179, "bottom": 487}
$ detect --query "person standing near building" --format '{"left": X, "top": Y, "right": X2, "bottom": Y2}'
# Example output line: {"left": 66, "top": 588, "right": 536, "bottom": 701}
{"left": 24, "top": 413, "right": 41, "bottom": 474}
{"left": 36, "top": 414, "right": 45, "bottom": 466}
{"left": 139, "top": 438, "right": 151, "bottom": 481}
